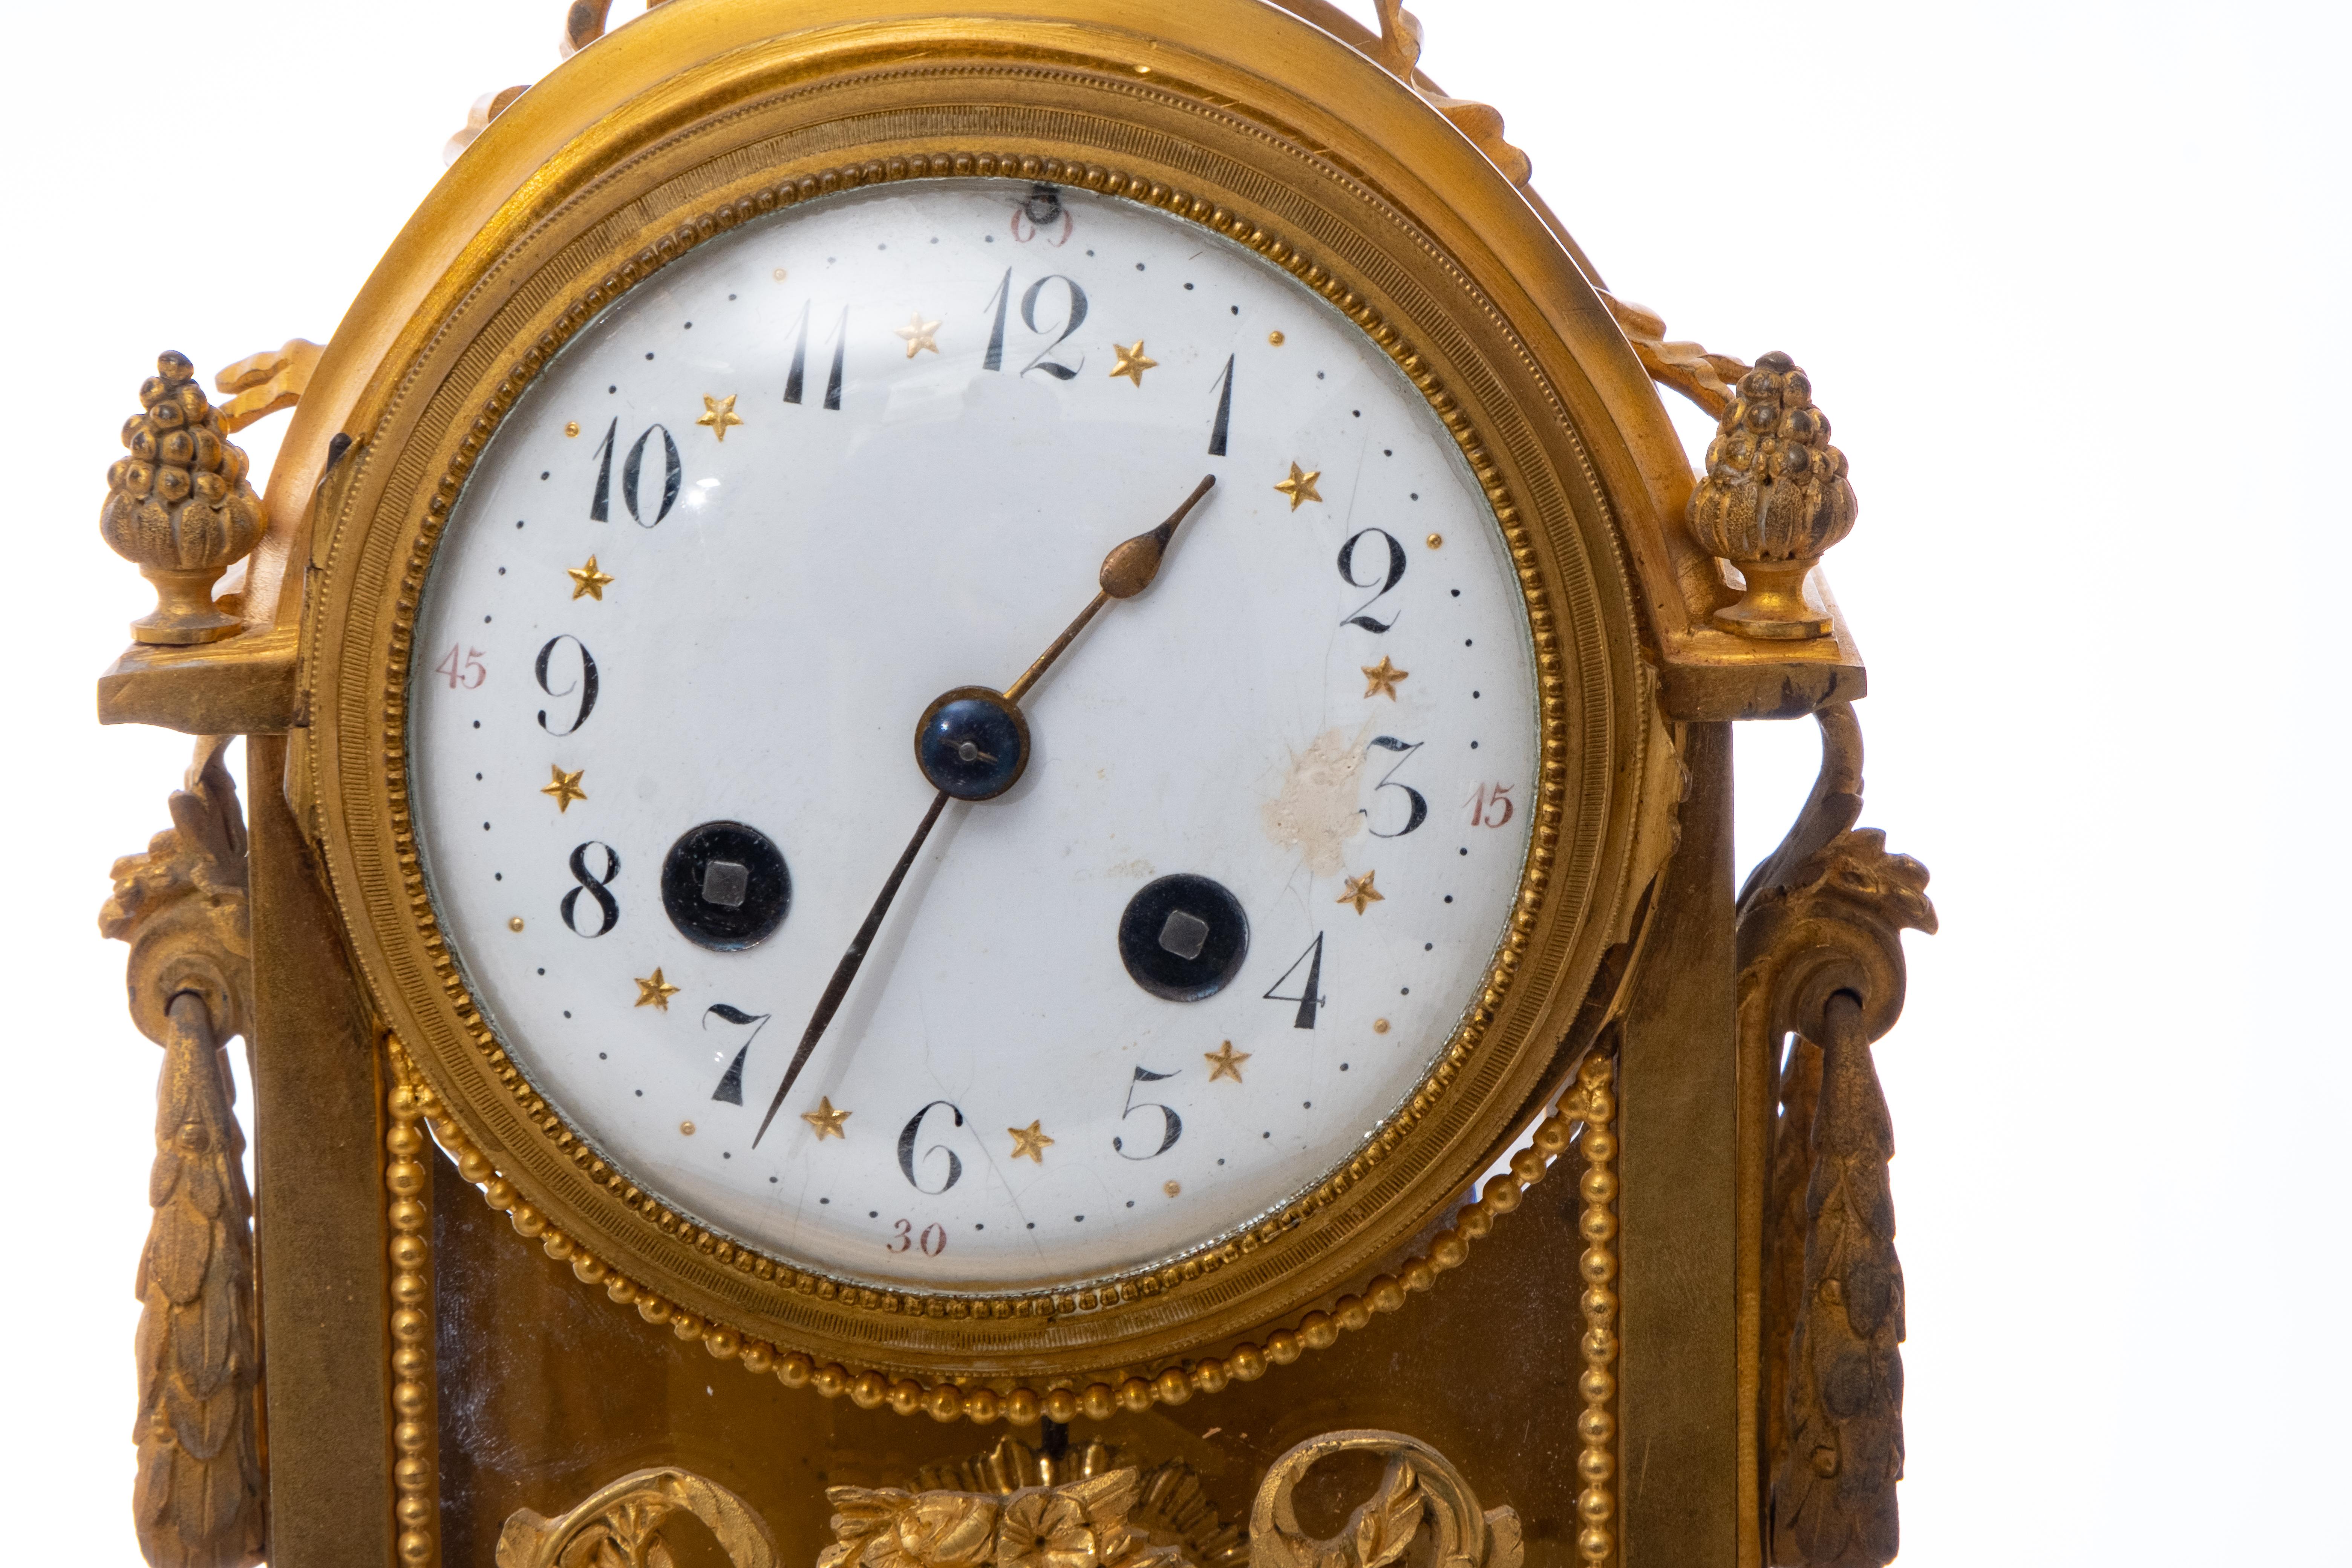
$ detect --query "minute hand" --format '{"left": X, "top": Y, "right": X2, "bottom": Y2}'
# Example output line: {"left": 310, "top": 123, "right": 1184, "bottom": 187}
{"left": 750, "top": 473, "right": 1217, "bottom": 1147}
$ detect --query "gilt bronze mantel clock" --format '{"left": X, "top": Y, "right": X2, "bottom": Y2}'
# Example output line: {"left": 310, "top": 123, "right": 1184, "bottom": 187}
{"left": 92, "top": 3, "right": 1934, "bottom": 1567}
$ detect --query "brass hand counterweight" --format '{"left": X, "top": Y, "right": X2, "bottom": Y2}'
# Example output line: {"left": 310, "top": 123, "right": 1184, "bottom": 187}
{"left": 751, "top": 474, "right": 1217, "bottom": 1147}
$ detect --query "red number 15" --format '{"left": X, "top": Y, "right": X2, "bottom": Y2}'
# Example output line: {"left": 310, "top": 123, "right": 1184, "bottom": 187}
{"left": 1467, "top": 782, "right": 1514, "bottom": 828}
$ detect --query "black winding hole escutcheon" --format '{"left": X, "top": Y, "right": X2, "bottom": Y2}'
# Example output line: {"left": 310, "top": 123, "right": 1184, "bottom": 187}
{"left": 1119, "top": 873, "right": 1249, "bottom": 1001}
{"left": 661, "top": 821, "right": 790, "bottom": 951}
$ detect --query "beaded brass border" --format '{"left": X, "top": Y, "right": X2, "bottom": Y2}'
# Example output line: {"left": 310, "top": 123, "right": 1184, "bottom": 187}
{"left": 386, "top": 1042, "right": 441, "bottom": 1568}
{"left": 1569, "top": 1048, "right": 1622, "bottom": 1566}
{"left": 306, "top": 19, "right": 1660, "bottom": 1413}
{"left": 411, "top": 1023, "right": 1612, "bottom": 1426}
{"left": 394, "top": 150, "right": 1565, "bottom": 1303}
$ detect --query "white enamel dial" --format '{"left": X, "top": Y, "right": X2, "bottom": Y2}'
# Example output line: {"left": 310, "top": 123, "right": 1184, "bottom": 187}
{"left": 411, "top": 180, "right": 1538, "bottom": 1289}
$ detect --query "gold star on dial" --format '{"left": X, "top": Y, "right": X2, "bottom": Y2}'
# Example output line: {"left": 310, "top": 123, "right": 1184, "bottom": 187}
{"left": 1273, "top": 461, "right": 1323, "bottom": 511}
{"left": 1006, "top": 1120, "right": 1055, "bottom": 1164}
{"left": 567, "top": 554, "right": 614, "bottom": 601}
{"left": 633, "top": 968, "right": 679, "bottom": 1011}
{"left": 1337, "top": 869, "right": 1385, "bottom": 915}
{"left": 1108, "top": 340, "right": 1158, "bottom": 386}
{"left": 540, "top": 764, "right": 586, "bottom": 813}
{"left": 801, "top": 1097, "right": 851, "bottom": 1140}
{"left": 696, "top": 392, "right": 743, "bottom": 442}
{"left": 1204, "top": 1040, "right": 1250, "bottom": 1083}
{"left": 894, "top": 312, "right": 942, "bottom": 358}
{"left": 1361, "top": 655, "right": 1409, "bottom": 700}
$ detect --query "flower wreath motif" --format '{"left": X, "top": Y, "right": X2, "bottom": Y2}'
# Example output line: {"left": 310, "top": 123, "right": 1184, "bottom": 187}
{"left": 821, "top": 1469, "right": 1191, "bottom": 1568}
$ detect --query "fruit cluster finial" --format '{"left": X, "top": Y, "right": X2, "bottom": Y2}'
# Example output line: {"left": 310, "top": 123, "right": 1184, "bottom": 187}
{"left": 1687, "top": 351, "right": 1857, "bottom": 640}
{"left": 100, "top": 351, "right": 264, "bottom": 645}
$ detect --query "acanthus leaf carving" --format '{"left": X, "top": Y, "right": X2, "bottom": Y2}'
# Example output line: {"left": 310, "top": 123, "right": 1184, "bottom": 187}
{"left": 1250, "top": 1432, "right": 1519, "bottom": 1568}
{"left": 101, "top": 737, "right": 264, "bottom": 1568}
{"left": 1738, "top": 703, "right": 1935, "bottom": 1568}
{"left": 497, "top": 1466, "right": 780, "bottom": 1568}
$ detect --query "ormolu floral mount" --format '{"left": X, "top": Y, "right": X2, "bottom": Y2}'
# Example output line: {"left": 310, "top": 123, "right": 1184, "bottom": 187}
{"left": 91, "top": 3, "right": 1930, "bottom": 1567}
{"left": 493, "top": 1432, "right": 1520, "bottom": 1568}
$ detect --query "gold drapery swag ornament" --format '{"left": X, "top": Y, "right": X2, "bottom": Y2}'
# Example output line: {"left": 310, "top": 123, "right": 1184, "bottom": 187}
{"left": 99, "top": 736, "right": 265, "bottom": 1568}
{"left": 1687, "top": 353, "right": 1858, "bottom": 642}
{"left": 99, "top": 353, "right": 264, "bottom": 645}
{"left": 1737, "top": 703, "right": 1935, "bottom": 1568}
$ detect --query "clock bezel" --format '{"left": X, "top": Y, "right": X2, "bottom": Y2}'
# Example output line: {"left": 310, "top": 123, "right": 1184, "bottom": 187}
{"left": 299, "top": 0, "right": 1677, "bottom": 1408}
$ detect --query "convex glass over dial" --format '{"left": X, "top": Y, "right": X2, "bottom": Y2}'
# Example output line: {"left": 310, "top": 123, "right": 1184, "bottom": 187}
{"left": 411, "top": 180, "right": 1538, "bottom": 1289}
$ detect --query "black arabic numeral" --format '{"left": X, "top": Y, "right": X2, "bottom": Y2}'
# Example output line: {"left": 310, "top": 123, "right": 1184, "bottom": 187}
{"left": 1337, "top": 527, "right": 1407, "bottom": 632}
{"left": 704, "top": 1004, "right": 773, "bottom": 1104}
{"left": 588, "top": 416, "right": 616, "bottom": 522}
{"left": 896, "top": 1100, "right": 965, "bottom": 1194}
{"left": 1113, "top": 1067, "right": 1183, "bottom": 1159}
{"left": 560, "top": 842, "right": 621, "bottom": 937}
{"left": 782, "top": 300, "right": 811, "bottom": 405}
{"left": 822, "top": 305, "right": 847, "bottom": 411}
{"left": 1207, "top": 352, "right": 1234, "bottom": 457}
{"left": 1264, "top": 933, "right": 1327, "bottom": 1029}
{"left": 621, "top": 424, "right": 682, "bottom": 526}
{"left": 534, "top": 634, "right": 599, "bottom": 736}
{"left": 1019, "top": 274, "right": 1088, "bottom": 379}
{"left": 785, "top": 302, "right": 847, "bottom": 410}
{"left": 982, "top": 267, "right": 1012, "bottom": 372}
{"left": 1364, "top": 737, "right": 1428, "bottom": 838}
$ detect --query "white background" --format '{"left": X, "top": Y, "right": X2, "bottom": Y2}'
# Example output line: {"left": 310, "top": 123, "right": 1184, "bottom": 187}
{"left": 5, "top": 2, "right": 2343, "bottom": 1563}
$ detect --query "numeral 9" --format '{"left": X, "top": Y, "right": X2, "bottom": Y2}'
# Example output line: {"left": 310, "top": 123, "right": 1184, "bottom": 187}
{"left": 534, "top": 635, "right": 599, "bottom": 736}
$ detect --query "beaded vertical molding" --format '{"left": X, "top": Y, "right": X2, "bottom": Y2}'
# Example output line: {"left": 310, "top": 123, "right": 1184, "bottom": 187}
{"left": 386, "top": 1043, "right": 441, "bottom": 1568}
{"left": 1570, "top": 1049, "right": 1621, "bottom": 1568}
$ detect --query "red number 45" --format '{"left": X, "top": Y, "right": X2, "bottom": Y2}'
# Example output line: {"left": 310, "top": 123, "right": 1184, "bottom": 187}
{"left": 435, "top": 644, "right": 487, "bottom": 690}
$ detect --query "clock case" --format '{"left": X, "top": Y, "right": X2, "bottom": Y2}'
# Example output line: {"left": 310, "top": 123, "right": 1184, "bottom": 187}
{"left": 93, "top": 3, "right": 1925, "bottom": 1567}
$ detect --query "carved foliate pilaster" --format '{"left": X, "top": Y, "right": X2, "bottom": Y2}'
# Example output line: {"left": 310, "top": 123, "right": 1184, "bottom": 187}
{"left": 100, "top": 737, "right": 264, "bottom": 1568}
{"left": 1737, "top": 704, "right": 1934, "bottom": 1568}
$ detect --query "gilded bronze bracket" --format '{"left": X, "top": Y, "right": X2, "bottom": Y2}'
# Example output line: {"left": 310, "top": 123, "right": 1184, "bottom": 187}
{"left": 101, "top": 738, "right": 267, "bottom": 1568}
{"left": 1735, "top": 704, "right": 1935, "bottom": 1568}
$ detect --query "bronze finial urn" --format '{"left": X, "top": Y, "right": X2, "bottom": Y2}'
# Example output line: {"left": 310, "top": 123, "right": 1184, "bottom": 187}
{"left": 99, "top": 351, "right": 263, "bottom": 645}
{"left": 1688, "top": 350, "right": 1857, "bottom": 640}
